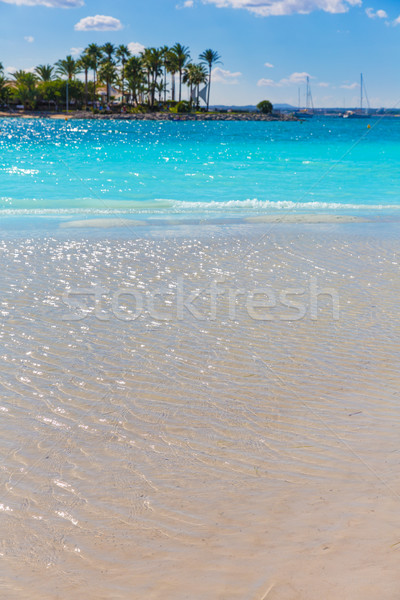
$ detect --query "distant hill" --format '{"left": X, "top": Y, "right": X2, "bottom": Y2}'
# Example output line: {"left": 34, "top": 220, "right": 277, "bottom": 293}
{"left": 211, "top": 104, "right": 297, "bottom": 112}
{"left": 274, "top": 103, "right": 297, "bottom": 110}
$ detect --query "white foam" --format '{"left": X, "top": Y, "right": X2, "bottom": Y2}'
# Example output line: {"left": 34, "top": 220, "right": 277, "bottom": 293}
{"left": 171, "top": 199, "right": 400, "bottom": 212}
{"left": 0, "top": 198, "right": 400, "bottom": 216}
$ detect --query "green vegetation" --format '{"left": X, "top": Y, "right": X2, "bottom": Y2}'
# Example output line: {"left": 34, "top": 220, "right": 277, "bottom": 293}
{"left": 0, "top": 62, "right": 11, "bottom": 106}
{"left": 0, "top": 43, "right": 221, "bottom": 113}
{"left": 257, "top": 100, "right": 273, "bottom": 114}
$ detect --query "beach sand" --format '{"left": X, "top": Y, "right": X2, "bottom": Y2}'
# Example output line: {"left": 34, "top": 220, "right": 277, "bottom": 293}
{"left": 1, "top": 221, "right": 399, "bottom": 599}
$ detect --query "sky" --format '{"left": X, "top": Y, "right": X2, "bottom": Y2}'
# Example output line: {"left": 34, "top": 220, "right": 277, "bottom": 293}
{"left": 1, "top": 0, "right": 400, "bottom": 107}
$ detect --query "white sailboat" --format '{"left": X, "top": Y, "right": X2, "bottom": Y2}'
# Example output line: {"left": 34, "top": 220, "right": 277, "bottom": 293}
{"left": 343, "top": 73, "right": 370, "bottom": 118}
{"left": 295, "top": 76, "right": 314, "bottom": 118}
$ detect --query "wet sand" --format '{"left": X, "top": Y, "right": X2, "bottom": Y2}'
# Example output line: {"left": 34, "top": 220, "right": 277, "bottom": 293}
{"left": 58, "top": 214, "right": 368, "bottom": 229}
{"left": 1, "top": 222, "right": 399, "bottom": 599}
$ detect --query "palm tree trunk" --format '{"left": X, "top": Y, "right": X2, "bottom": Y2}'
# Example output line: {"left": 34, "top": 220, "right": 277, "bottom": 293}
{"left": 93, "top": 69, "right": 96, "bottom": 107}
{"left": 84, "top": 69, "right": 88, "bottom": 109}
{"left": 172, "top": 73, "right": 175, "bottom": 102}
{"left": 179, "top": 70, "right": 182, "bottom": 102}
{"left": 207, "top": 65, "right": 211, "bottom": 111}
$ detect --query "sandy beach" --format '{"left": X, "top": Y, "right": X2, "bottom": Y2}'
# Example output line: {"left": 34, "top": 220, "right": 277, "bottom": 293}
{"left": 1, "top": 221, "right": 400, "bottom": 599}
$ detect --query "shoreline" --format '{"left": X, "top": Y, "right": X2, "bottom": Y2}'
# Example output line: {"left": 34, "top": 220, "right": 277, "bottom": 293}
{"left": 59, "top": 213, "right": 369, "bottom": 228}
{"left": 0, "top": 212, "right": 374, "bottom": 233}
{"left": 0, "top": 110, "right": 298, "bottom": 122}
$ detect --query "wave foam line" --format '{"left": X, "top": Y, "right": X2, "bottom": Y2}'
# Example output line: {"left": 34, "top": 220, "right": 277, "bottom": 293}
{"left": 0, "top": 198, "right": 400, "bottom": 215}
{"left": 172, "top": 199, "right": 400, "bottom": 211}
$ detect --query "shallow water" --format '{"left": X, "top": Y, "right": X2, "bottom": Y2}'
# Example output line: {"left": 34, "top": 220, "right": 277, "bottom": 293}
{"left": 1, "top": 221, "right": 400, "bottom": 599}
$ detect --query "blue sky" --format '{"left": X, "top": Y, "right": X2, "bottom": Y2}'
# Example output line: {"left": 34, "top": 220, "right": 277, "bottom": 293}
{"left": 1, "top": 0, "right": 400, "bottom": 107}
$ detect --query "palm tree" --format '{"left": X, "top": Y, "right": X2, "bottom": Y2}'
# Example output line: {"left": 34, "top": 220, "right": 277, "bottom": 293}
{"left": 125, "top": 55, "right": 145, "bottom": 105}
{"left": 78, "top": 53, "right": 92, "bottom": 109}
{"left": 142, "top": 47, "right": 163, "bottom": 107}
{"left": 86, "top": 43, "right": 103, "bottom": 106}
{"left": 98, "top": 60, "right": 117, "bottom": 104}
{"left": 0, "top": 62, "right": 8, "bottom": 105}
{"left": 156, "top": 80, "right": 166, "bottom": 103}
{"left": 55, "top": 55, "right": 81, "bottom": 80}
{"left": 183, "top": 63, "right": 196, "bottom": 103}
{"left": 12, "top": 70, "right": 34, "bottom": 84}
{"left": 171, "top": 43, "right": 190, "bottom": 102}
{"left": 100, "top": 44, "right": 117, "bottom": 104}
{"left": 12, "top": 71, "right": 38, "bottom": 109}
{"left": 160, "top": 45, "right": 169, "bottom": 103}
{"left": 102, "top": 43, "right": 116, "bottom": 61}
{"left": 199, "top": 49, "right": 222, "bottom": 111}
{"left": 184, "top": 63, "right": 207, "bottom": 107}
{"left": 165, "top": 50, "right": 178, "bottom": 102}
{"left": 116, "top": 44, "right": 131, "bottom": 103}
{"left": 0, "top": 71, "right": 10, "bottom": 106}
{"left": 34, "top": 64, "right": 54, "bottom": 82}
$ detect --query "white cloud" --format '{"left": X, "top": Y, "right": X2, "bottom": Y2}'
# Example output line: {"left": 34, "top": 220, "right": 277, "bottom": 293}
{"left": 365, "top": 7, "right": 387, "bottom": 18}
{"left": 177, "top": 0, "right": 194, "bottom": 7}
{"left": 71, "top": 46, "right": 84, "bottom": 56}
{"left": 24, "top": 35, "right": 34, "bottom": 42}
{"left": 257, "top": 78, "right": 277, "bottom": 87}
{"left": 75, "top": 15, "right": 123, "bottom": 31}
{"left": 282, "top": 71, "right": 313, "bottom": 84}
{"left": 393, "top": 15, "right": 400, "bottom": 25}
{"left": 128, "top": 42, "right": 145, "bottom": 55}
{"left": 6, "top": 65, "right": 35, "bottom": 73}
{"left": 202, "top": 0, "right": 361, "bottom": 17}
{"left": 258, "top": 71, "right": 314, "bottom": 87}
{"left": 317, "top": 81, "right": 330, "bottom": 87}
{"left": 341, "top": 82, "right": 359, "bottom": 89}
{"left": 1, "top": 0, "right": 83, "bottom": 6}
{"left": 264, "top": 62, "right": 274, "bottom": 68}
{"left": 212, "top": 67, "right": 242, "bottom": 84}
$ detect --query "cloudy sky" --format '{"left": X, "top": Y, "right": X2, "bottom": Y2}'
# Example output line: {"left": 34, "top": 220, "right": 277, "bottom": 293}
{"left": 1, "top": 0, "right": 400, "bottom": 107}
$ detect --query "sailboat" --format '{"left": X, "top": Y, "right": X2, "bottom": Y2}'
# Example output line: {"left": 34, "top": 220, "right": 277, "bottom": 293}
{"left": 295, "top": 76, "right": 314, "bottom": 118}
{"left": 343, "top": 74, "right": 370, "bottom": 118}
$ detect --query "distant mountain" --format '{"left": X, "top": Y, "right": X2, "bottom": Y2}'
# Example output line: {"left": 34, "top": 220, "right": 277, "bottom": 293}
{"left": 274, "top": 103, "right": 297, "bottom": 110}
{"left": 211, "top": 103, "right": 297, "bottom": 111}
{"left": 211, "top": 105, "right": 257, "bottom": 111}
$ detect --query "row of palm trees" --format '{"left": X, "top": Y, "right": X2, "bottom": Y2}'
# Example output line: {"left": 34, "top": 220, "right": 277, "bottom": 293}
{"left": 0, "top": 44, "right": 222, "bottom": 111}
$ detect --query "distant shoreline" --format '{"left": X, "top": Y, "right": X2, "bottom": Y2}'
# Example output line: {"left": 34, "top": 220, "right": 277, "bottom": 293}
{"left": 0, "top": 110, "right": 298, "bottom": 122}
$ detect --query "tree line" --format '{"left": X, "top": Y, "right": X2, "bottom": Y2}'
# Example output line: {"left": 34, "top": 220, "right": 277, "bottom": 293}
{"left": 0, "top": 44, "right": 222, "bottom": 112}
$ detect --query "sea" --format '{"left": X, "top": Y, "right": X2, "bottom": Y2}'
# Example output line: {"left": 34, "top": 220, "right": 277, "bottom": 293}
{"left": 1, "top": 116, "right": 400, "bottom": 223}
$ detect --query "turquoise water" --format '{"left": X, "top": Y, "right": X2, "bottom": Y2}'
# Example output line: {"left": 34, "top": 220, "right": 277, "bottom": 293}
{"left": 1, "top": 117, "right": 400, "bottom": 219}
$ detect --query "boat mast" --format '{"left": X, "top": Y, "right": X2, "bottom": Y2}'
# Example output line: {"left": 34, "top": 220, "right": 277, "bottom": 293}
{"left": 306, "top": 76, "right": 314, "bottom": 112}
{"left": 360, "top": 73, "right": 363, "bottom": 112}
